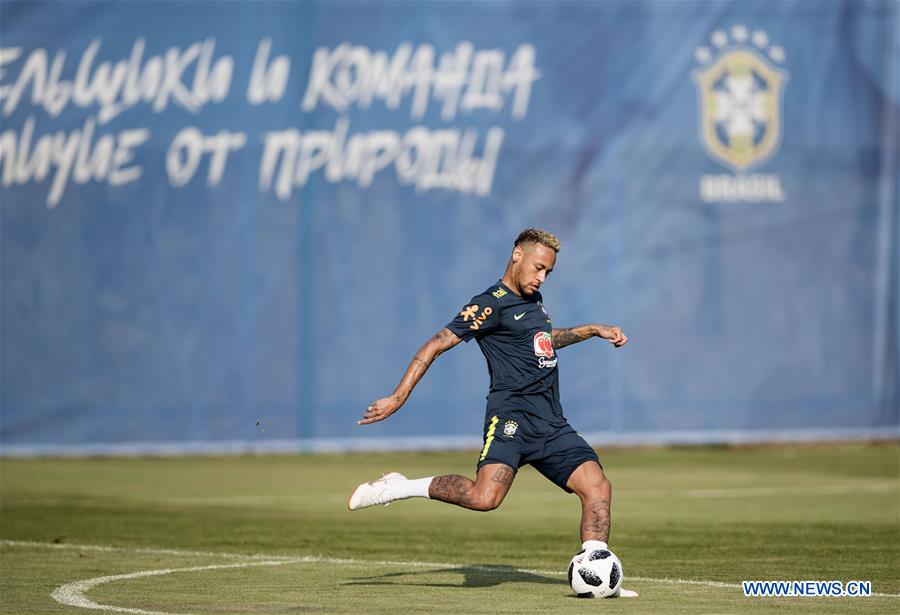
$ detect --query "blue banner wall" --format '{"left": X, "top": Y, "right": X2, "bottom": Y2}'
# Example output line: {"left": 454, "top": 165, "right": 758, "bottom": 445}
{"left": 1, "top": 1, "right": 898, "bottom": 454}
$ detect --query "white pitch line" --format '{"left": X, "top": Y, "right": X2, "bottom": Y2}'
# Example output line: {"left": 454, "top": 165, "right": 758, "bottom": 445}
{"left": 50, "top": 559, "right": 306, "bottom": 615}
{"left": 629, "top": 575, "right": 740, "bottom": 589}
{"left": 47, "top": 558, "right": 639, "bottom": 615}
{"left": 2, "top": 539, "right": 560, "bottom": 574}
{"left": 3, "top": 539, "right": 898, "bottom": 612}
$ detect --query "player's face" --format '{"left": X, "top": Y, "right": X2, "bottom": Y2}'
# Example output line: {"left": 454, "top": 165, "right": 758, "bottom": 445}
{"left": 515, "top": 243, "right": 556, "bottom": 295}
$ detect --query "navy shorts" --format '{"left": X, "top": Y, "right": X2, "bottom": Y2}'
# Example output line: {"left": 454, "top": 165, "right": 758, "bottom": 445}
{"left": 475, "top": 411, "right": 600, "bottom": 492}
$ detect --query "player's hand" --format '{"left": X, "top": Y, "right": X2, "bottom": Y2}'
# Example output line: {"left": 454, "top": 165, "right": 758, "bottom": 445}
{"left": 597, "top": 325, "right": 628, "bottom": 347}
{"left": 358, "top": 396, "right": 403, "bottom": 425}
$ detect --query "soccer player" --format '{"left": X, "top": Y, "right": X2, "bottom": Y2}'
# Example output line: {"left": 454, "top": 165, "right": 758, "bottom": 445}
{"left": 349, "top": 228, "right": 627, "bottom": 557}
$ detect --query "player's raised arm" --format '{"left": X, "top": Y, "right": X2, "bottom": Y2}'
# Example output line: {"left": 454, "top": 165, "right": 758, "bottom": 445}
{"left": 551, "top": 324, "right": 628, "bottom": 350}
{"left": 358, "top": 328, "right": 462, "bottom": 425}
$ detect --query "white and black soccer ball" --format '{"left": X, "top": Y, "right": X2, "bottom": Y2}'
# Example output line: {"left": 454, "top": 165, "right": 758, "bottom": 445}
{"left": 568, "top": 547, "right": 623, "bottom": 598}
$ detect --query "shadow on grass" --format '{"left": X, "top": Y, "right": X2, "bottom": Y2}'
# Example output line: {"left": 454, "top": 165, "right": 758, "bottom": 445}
{"left": 345, "top": 564, "right": 563, "bottom": 589}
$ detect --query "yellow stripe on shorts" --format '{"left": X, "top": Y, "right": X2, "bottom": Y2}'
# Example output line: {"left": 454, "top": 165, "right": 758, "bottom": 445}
{"left": 479, "top": 415, "right": 499, "bottom": 461}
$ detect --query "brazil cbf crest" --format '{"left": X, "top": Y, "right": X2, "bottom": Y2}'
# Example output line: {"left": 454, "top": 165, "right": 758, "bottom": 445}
{"left": 692, "top": 26, "right": 788, "bottom": 202}
{"left": 503, "top": 420, "right": 518, "bottom": 437}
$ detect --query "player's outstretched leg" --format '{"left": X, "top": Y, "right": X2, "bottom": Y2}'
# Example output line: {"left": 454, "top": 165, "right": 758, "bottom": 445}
{"left": 428, "top": 463, "right": 515, "bottom": 511}
{"left": 566, "top": 460, "right": 612, "bottom": 544}
{"left": 348, "top": 463, "right": 515, "bottom": 512}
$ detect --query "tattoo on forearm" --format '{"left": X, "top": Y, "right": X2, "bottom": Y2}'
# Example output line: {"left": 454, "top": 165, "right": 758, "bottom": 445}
{"left": 491, "top": 466, "right": 516, "bottom": 486}
{"left": 395, "top": 357, "right": 427, "bottom": 401}
{"left": 552, "top": 326, "right": 594, "bottom": 349}
{"left": 429, "top": 475, "right": 475, "bottom": 507}
{"left": 581, "top": 497, "right": 611, "bottom": 543}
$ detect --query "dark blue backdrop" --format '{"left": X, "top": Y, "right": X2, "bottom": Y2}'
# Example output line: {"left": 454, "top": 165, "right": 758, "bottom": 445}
{"left": 1, "top": 1, "right": 897, "bottom": 454}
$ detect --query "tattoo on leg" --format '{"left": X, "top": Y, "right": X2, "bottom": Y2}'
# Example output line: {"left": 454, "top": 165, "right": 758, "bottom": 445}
{"left": 491, "top": 466, "right": 516, "bottom": 486}
{"left": 429, "top": 474, "right": 475, "bottom": 507}
{"left": 581, "top": 497, "right": 611, "bottom": 543}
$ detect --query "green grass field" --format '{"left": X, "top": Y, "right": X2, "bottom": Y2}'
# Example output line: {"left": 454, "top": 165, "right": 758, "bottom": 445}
{"left": 1, "top": 443, "right": 898, "bottom": 614}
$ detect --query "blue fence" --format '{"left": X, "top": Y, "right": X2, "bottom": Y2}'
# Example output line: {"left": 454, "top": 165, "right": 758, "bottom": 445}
{"left": 1, "top": 0, "right": 898, "bottom": 455}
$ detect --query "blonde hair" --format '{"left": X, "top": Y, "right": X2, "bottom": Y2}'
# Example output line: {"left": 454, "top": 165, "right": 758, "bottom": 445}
{"left": 515, "top": 228, "right": 560, "bottom": 253}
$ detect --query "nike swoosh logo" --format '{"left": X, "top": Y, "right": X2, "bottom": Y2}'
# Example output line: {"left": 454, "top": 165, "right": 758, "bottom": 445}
{"left": 513, "top": 312, "right": 526, "bottom": 320}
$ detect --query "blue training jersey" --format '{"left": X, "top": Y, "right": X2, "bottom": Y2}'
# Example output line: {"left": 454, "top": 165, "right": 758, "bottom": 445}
{"left": 446, "top": 280, "right": 566, "bottom": 425}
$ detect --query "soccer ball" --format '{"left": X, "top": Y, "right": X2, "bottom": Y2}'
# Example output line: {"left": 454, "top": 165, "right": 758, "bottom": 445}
{"left": 567, "top": 547, "right": 623, "bottom": 598}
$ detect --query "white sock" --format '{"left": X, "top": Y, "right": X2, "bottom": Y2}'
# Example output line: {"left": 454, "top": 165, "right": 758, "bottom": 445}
{"left": 389, "top": 476, "right": 433, "bottom": 500}
{"left": 581, "top": 540, "right": 608, "bottom": 552}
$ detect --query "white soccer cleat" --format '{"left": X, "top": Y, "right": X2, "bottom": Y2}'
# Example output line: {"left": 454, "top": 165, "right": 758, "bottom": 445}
{"left": 348, "top": 472, "right": 407, "bottom": 511}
